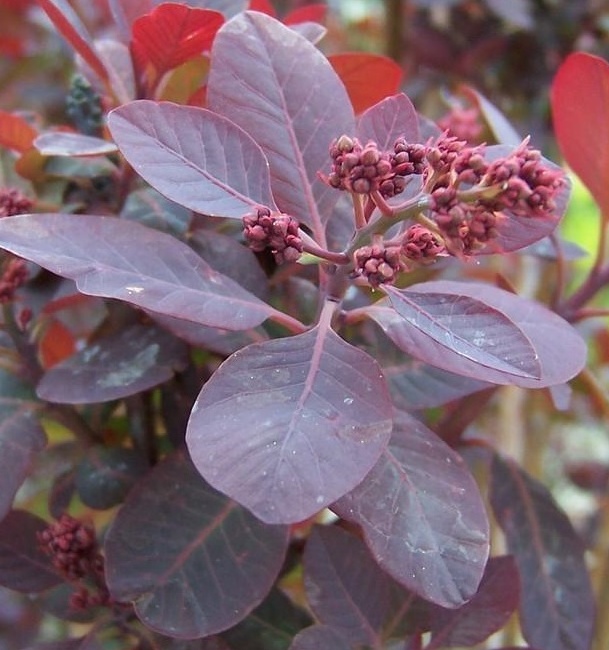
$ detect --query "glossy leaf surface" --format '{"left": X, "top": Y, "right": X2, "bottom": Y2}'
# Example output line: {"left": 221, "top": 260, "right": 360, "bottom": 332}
{"left": 428, "top": 556, "right": 520, "bottom": 646}
{"left": 108, "top": 100, "right": 277, "bottom": 217}
{"left": 105, "top": 452, "right": 288, "bottom": 639}
{"left": 490, "top": 455, "right": 594, "bottom": 650}
{"left": 356, "top": 93, "right": 420, "bottom": 150}
{"left": 0, "top": 510, "right": 62, "bottom": 592}
{"left": 370, "top": 280, "right": 586, "bottom": 387}
{"left": 303, "top": 525, "right": 412, "bottom": 646}
{"left": 187, "top": 319, "right": 393, "bottom": 523}
{"left": 383, "top": 284, "right": 540, "bottom": 379}
{"left": 0, "top": 214, "right": 275, "bottom": 329}
{"left": 33, "top": 132, "right": 118, "bottom": 156}
{"left": 207, "top": 11, "right": 355, "bottom": 238}
{"left": 329, "top": 53, "right": 403, "bottom": 114}
{"left": 333, "top": 411, "right": 489, "bottom": 608}
{"left": 552, "top": 52, "right": 609, "bottom": 216}
{"left": 37, "top": 323, "right": 188, "bottom": 404}
{"left": 131, "top": 4, "right": 223, "bottom": 76}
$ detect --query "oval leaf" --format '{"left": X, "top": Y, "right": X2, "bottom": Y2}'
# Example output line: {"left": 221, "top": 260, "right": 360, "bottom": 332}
{"left": 428, "top": 556, "right": 520, "bottom": 646}
{"left": 104, "top": 451, "right": 288, "bottom": 639}
{"left": 131, "top": 4, "right": 223, "bottom": 76}
{"left": 207, "top": 11, "right": 355, "bottom": 237}
{"left": 289, "top": 625, "right": 352, "bottom": 650}
{"left": 383, "top": 284, "right": 541, "bottom": 379}
{"left": 333, "top": 411, "right": 490, "bottom": 609}
{"left": 303, "top": 525, "right": 411, "bottom": 646}
{"left": 356, "top": 93, "right": 421, "bottom": 151}
{"left": 370, "top": 280, "right": 586, "bottom": 387}
{"left": 108, "top": 100, "right": 277, "bottom": 217}
{"left": 34, "top": 132, "right": 118, "bottom": 157}
{"left": 37, "top": 323, "right": 188, "bottom": 404}
{"left": 552, "top": 52, "right": 609, "bottom": 217}
{"left": 490, "top": 454, "right": 594, "bottom": 650}
{"left": 0, "top": 214, "right": 275, "bottom": 330}
{"left": 186, "top": 320, "right": 393, "bottom": 524}
{"left": 329, "top": 53, "right": 403, "bottom": 115}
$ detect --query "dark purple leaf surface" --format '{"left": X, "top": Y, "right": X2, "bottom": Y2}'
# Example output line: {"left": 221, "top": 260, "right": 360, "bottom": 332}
{"left": 0, "top": 214, "right": 276, "bottom": 330}
{"left": 288, "top": 625, "right": 352, "bottom": 650}
{"left": 104, "top": 451, "right": 288, "bottom": 639}
{"left": 33, "top": 133, "right": 118, "bottom": 157}
{"left": 121, "top": 187, "right": 190, "bottom": 236}
{"left": 490, "top": 455, "right": 595, "bottom": 650}
{"left": 303, "top": 525, "right": 410, "bottom": 646}
{"left": 0, "top": 394, "right": 46, "bottom": 520}
{"left": 36, "top": 323, "right": 188, "bottom": 404}
{"left": 356, "top": 93, "right": 421, "bottom": 150}
{"left": 370, "top": 280, "right": 586, "bottom": 387}
{"left": 333, "top": 411, "right": 489, "bottom": 608}
{"left": 207, "top": 11, "right": 355, "bottom": 239}
{"left": 108, "top": 100, "right": 277, "bottom": 217}
{"left": 189, "top": 229, "right": 269, "bottom": 301}
{"left": 75, "top": 447, "right": 149, "bottom": 509}
{"left": 383, "top": 284, "right": 540, "bottom": 379}
{"left": 0, "top": 510, "right": 62, "bottom": 593}
{"left": 428, "top": 556, "right": 520, "bottom": 647}
{"left": 186, "top": 317, "right": 393, "bottom": 524}
{"left": 221, "top": 588, "right": 312, "bottom": 649}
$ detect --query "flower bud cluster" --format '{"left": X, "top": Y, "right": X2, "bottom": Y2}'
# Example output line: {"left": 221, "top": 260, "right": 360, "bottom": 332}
{"left": 479, "top": 141, "right": 565, "bottom": 218}
{"left": 353, "top": 243, "right": 403, "bottom": 287}
{"left": 38, "top": 514, "right": 110, "bottom": 610}
{"left": 242, "top": 207, "right": 303, "bottom": 264}
{"left": 0, "top": 257, "right": 28, "bottom": 304}
{"left": 38, "top": 514, "right": 101, "bottom": 581}
{"left": 325, "top": 135, "right": 425, "bottom": 198}
{"left": 437, "top": 106, "right": 483, "bottom": 143}
{"left": 0, "top": 188, "right": 32, "bottom": 217}
{"left": 402, "top": 224, "right": 446, "bottom": 261}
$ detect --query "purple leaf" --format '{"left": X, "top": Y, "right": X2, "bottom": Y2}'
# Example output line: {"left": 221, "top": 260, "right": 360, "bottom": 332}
{"left": 333, "top": 411, "right": 490, "bottom": 609}
{"left": 383, "top": 284, "right": 541, "bottom": 379}
{"left": 490, "top": 455, "right": 595, "bottom": 650}
{"left": 0, "top": 393, "right": 46, "bottom": 520}
{"left": 186, "top": 318, "right": 392, "bottom": 524}
{"left": 357, "top": 93, "right": 421, "bottom": 150}
{"left": 460, "top": 86, "right": 522, "bottom": 146}
{"left": 207, "top": 11, "right": 355, "bottom": 239}
{"left": 108, "top": 100, "right": 277, "bottom": 217}
{"left": 104, "top": 451, "right": 288, "bottom": 639}
{"left": 96, "top": 39, "right": 136, "bottom": 105}
{"left": 289, "top": 625, "right": 352, "bottom": 650}
{"left": 303, "top": 525, "right": 412, "bottom": 646}
{"left": 0, "top": 214, "right": 276, "bottom": 330}
{"left": 0, "top": 510, "right": 62, "bottom": 593}
{"left": 120, "top": 187, "right": 190, "bottom": 236}
{"left": 369, "top": 280, "right": 586, "bottom": 387}
{"left": 428, "top": 556, "right": 520, "bottom": 647}
{"left": 221, "top": 588, "right": 312, "bottom": 648}
{"left": 75, "top": 447, "right": 149, "bottom": 510}
{"left": 37, "top": 323, "right": 188, "bottom": 404}
{"left": 34, "top": 132, "right": 118, "bottom": 157}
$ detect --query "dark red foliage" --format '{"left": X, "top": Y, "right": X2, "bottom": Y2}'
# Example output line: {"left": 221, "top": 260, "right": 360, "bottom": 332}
{"left": 0, "top": 2, "right": 603, "bottom": 649}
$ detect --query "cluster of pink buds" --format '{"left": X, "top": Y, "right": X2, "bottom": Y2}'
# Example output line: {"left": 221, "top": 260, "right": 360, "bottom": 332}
{"left": 353, "top": 242, "right": 404, "bottom": 287}
{"left": 38, "top": 514, "right": 110, "bottom": 610}
{"left": 479, "top": 140, "right": 565, "bottom": 218}
{"left": 325, "top": 135, "right": 426, "bottom": 198}
{"left": 0, "top": 187, "right": 32, "bottom": 217}
{"left": 242, "top": 207, "right": 303, "bottom": 264}
{"left": 402, "top": 224, "right": 446, "bottom": 261}
{"left": 0, "top": 257, "right": 28, "bottom": 304}
{"left": 437, "top": 106, "right": 484, "bottom": 143}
